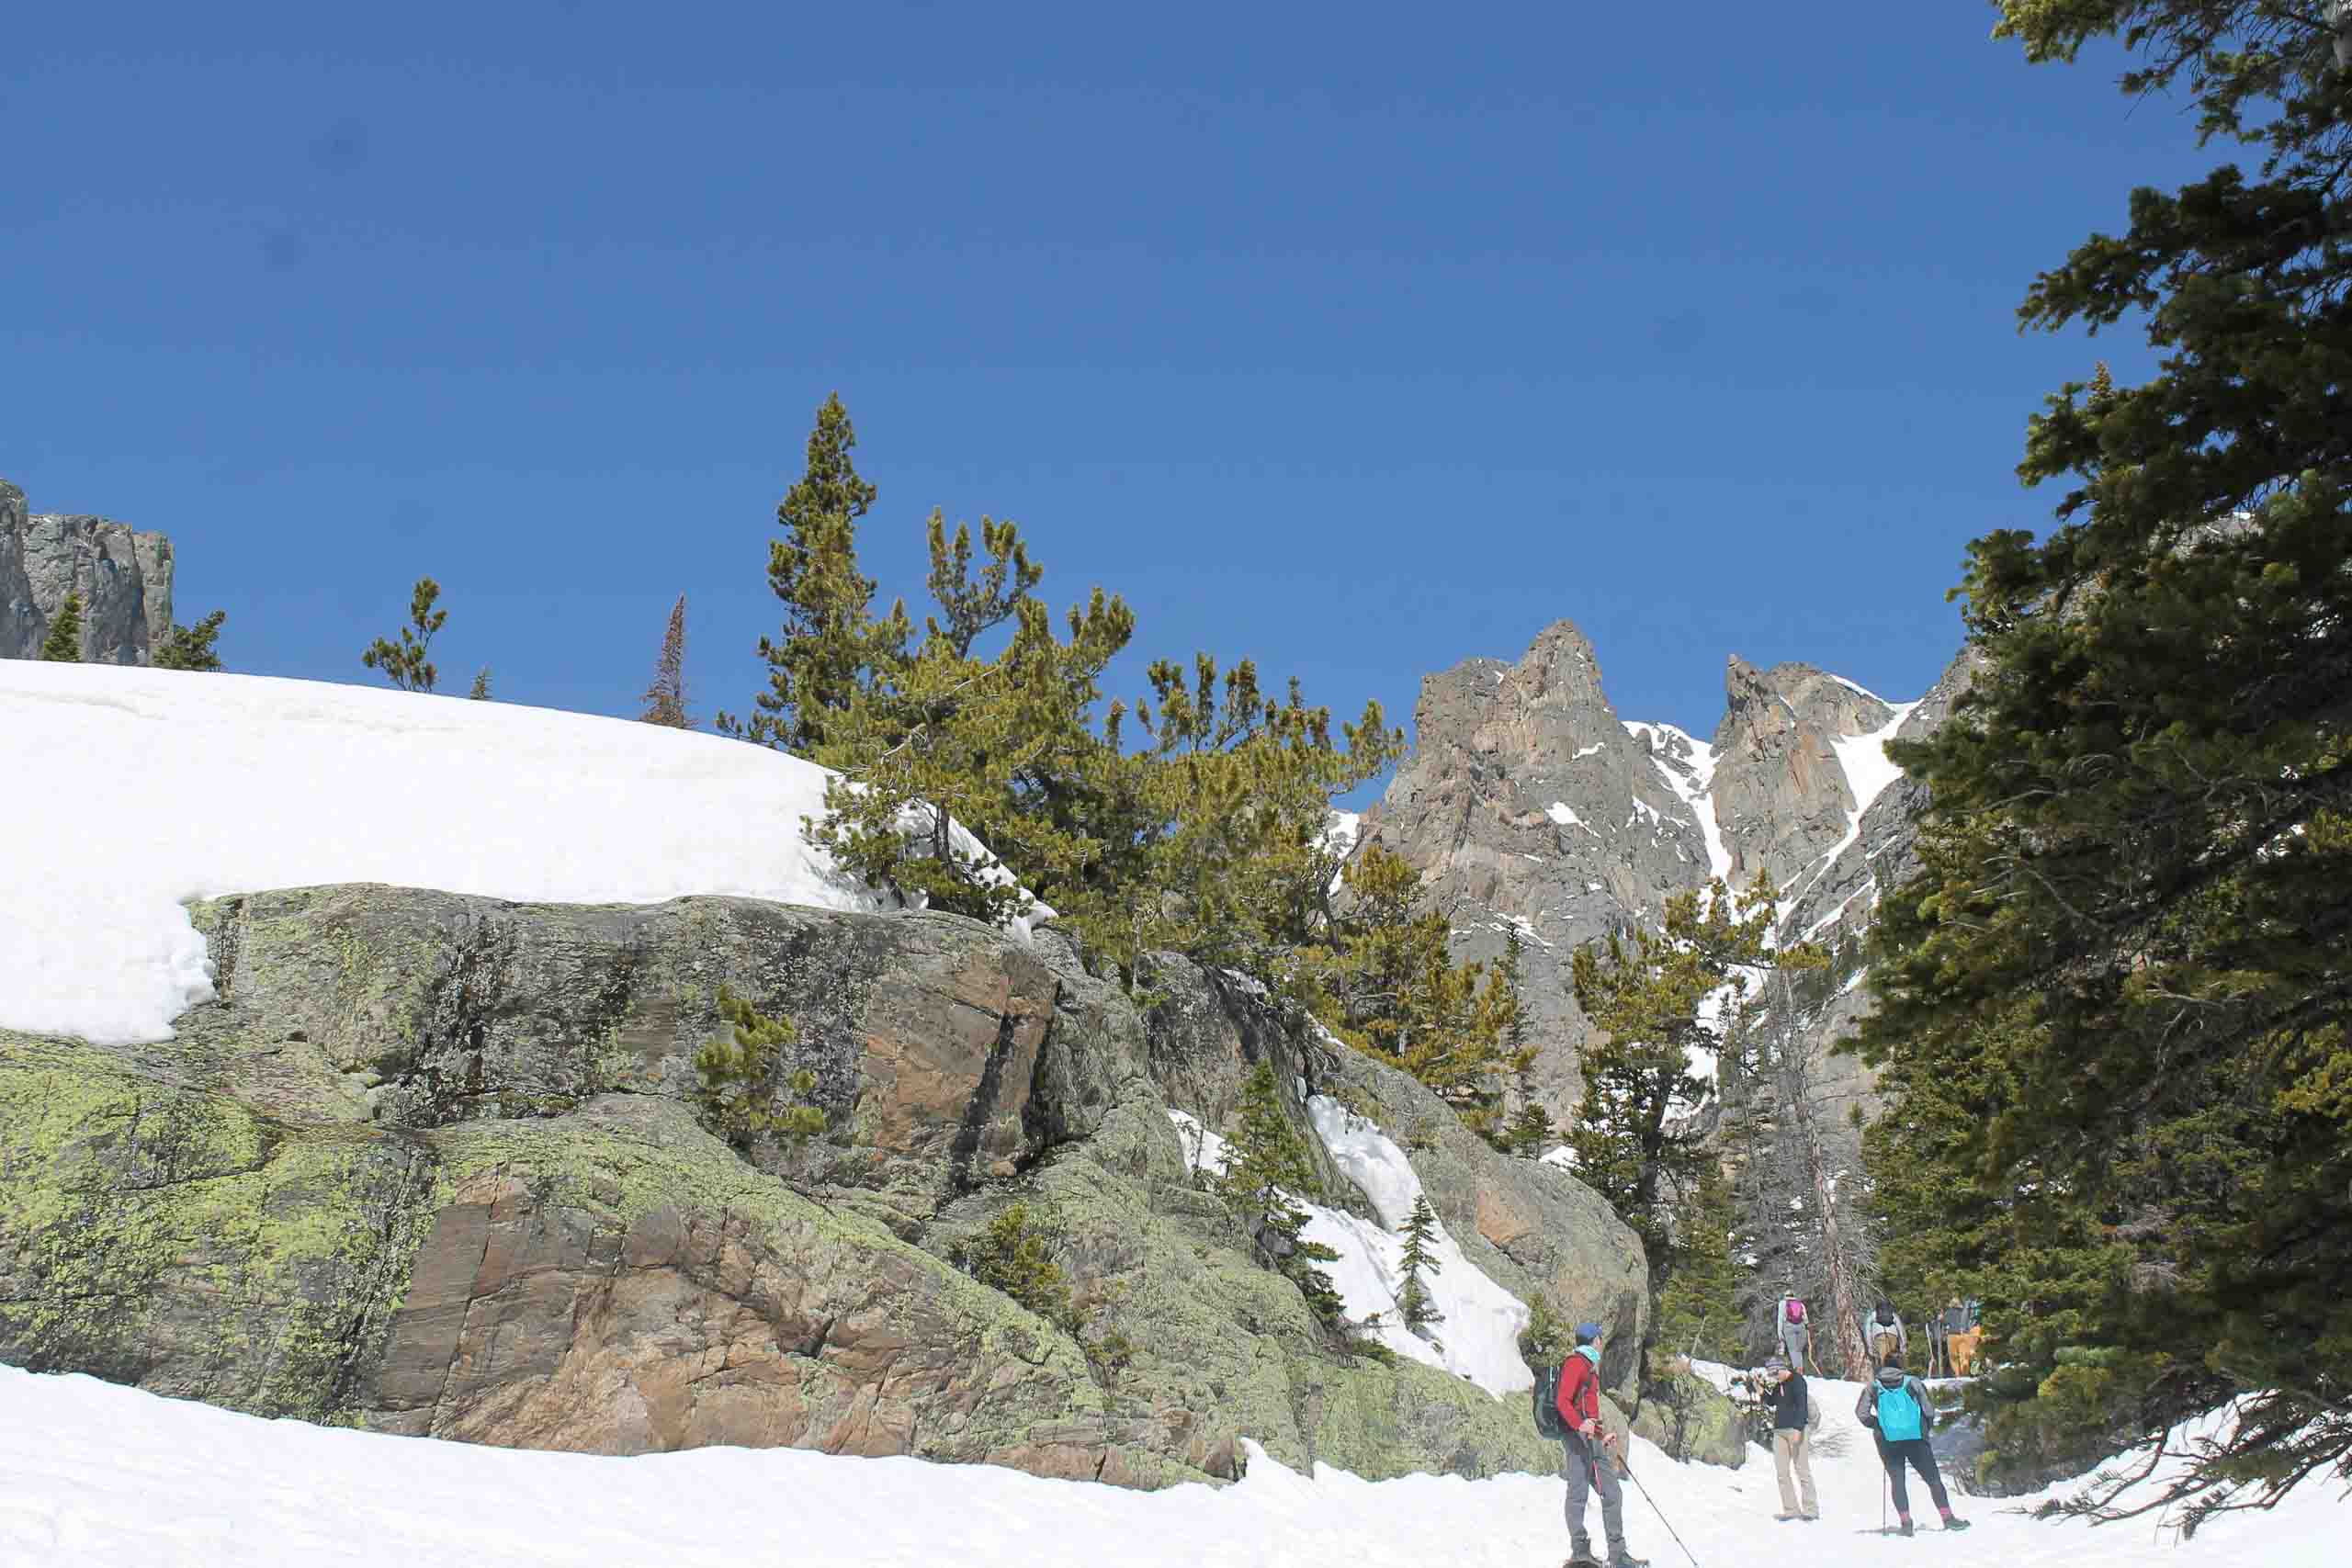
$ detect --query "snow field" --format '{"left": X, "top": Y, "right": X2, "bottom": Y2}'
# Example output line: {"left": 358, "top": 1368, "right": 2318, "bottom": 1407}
{"left": 0, "top": 1363, "right": 2336, "bottom": 1568}
{"left": 0, "top": 661, "right": 1035, "bottom": 1047}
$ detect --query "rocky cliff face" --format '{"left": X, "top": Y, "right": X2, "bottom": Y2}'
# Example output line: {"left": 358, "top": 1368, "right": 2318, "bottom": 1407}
{"left": 1359, "top": 623, "right": 1729, "bottom": 1122}
{"left": 0, "top": 885, "right": 1647, "bottom": 1488}
{"left": 1359, "top": 620, "right": 1973, "bottom": 1136}
{"left": 0, "top": 479, "right": 175, "bottom": 664}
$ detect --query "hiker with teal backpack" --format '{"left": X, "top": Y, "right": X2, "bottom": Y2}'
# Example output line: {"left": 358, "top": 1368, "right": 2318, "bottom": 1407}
{"left": 1533, "top": 1322, "right": 1648, "bottom": 1568}
{"left": 1856, "top": 1357, "right": 1969, "bottom": 1536}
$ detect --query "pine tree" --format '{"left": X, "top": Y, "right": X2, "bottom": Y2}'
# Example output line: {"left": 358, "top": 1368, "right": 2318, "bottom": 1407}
{"left": 739, "top": 397, "right": 1399, "bottom": 975}
{"left": 469, "top": 668, "right": 492, "bottom": 701}
{"left": 1221, "top": 1062, "right": 1344, "bottom": 1325}
{"left": 1396, "top": 1193, "right": 1444, "bottom": 1337}
{"left": 1568, "top": 876, "right": 1804, "bottom": 1297}
{"left": 1854, "top": 2, "right": 2352, "bottom": 1519}
{"left": 639, "top": 594, "right": 691, "bottom": 728}
{"left": 1302, "top": 842, "right": 1529, "bottom": 1133}
{"left": 38, "top": 592, "right": 83, "bottom": 661}
{"left": 153, "top": 610, "right": 226, "bottom": 671}
{"left": 1651, "top": 1158, "right": 1745, "bottom": 1365}
{"left": 719, "top": 393, "right": 909, "bottom": 751}
{"left": 361, "top": 578, "right": 446, "bottom": 693}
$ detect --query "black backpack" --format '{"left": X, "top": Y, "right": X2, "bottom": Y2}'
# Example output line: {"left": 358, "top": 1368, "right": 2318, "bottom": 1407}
{"left": 1533, "top": 1361, "right": 1568, "bottom": 1439}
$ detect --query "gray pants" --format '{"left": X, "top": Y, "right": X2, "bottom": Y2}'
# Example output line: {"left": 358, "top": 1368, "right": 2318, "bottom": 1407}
{"left": 1562, "top": 1436, "right": 1626, "bottom": 1562}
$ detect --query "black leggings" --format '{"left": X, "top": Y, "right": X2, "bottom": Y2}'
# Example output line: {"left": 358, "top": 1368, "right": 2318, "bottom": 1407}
{"left": 1875, "top": 1435, "right": 1951, "bottom": 1517}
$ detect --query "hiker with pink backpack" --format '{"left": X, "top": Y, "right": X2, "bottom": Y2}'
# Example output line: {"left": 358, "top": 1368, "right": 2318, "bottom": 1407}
{"left": 1774, "top": 1297, "right": 1820, "bottom": 1376}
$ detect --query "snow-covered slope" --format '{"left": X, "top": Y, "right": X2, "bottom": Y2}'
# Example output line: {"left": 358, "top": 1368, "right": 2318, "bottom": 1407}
{"left": 1168, "top": 1104, "right": 1532, "bottom": 1397}
{"left": 0, "top": 662, "right": 1015, "bottom": 1047}
{"left": 0, "top": 1364, "right": 2334, "bottom": 1568}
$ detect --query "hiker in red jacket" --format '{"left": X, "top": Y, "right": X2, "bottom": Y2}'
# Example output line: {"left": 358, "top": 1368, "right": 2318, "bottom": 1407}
{"left": 1555, "top": 1322, "right": 1646, "bottom": 1568}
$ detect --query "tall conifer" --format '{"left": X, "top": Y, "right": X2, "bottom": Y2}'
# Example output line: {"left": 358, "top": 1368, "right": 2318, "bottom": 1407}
{"left": 1858, "top": 0, "right": 2352, "bottom": 1517}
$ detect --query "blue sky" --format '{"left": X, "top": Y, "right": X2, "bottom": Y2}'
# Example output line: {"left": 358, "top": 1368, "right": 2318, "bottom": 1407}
{"left": 5, "top": 3, "right": 2216, "bottom": 794}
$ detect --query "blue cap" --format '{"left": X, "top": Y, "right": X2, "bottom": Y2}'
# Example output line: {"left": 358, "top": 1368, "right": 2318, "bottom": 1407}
{"left": 1576, "top": 1321, "right": 1604, "bottom": 1340}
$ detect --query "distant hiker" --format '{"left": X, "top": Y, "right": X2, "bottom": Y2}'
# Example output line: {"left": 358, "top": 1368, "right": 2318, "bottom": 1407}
{"left": 1944, "top": 1298, "right": 1983, "bottom": 1377}
{"left": 1866, "top": 1298, "right": 1906, "bottom": 1368}
{"left": 1857, "top": 1359, "right": 1969, "bottom": 1536}
{"left": 1553, "top": 1322, "right": 1647, "bottom": 1568}
{"left": 1762, "top": 1356, "right": 1818, "bottom": 1522}
{"left": 1775, "top": 1297, "right": 1818, "bottom": 1376}
{"left": 1926, "top": 1302, "right": 1951, "bottom": 1378}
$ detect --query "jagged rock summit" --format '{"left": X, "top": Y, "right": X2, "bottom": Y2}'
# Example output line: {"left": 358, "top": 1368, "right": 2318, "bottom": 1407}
{"left": 1356, "top": 618, "right": 1967, "bottom": 1128}
{"left": 0, "top": 478, "right": 176, "bottom": 664}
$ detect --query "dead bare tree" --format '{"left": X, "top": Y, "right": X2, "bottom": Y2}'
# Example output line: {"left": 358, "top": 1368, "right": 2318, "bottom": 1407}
{"left": 640, "top": 594, "right": 691, "bottom": 728}
{"left": 1724, "top": 957, "right": 1883, "bottom": 1379}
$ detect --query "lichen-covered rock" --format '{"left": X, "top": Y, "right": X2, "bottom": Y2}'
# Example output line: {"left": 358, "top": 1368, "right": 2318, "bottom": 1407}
{"left": 184, "top": 886, "right": 1141, "bottom": 1213}
{"left": 0, "top": 480, "right": 175, "bottom": 665}
{"left": 1632, "top": 1371, "right": 1749, "bottom": 1470}
{"left": 0, "top": 1032, "right": 435, "bottom": 1420}
{"left": 3, "top": 883, "right": 1647, "bottom": 1490}
{"left": 369, "top": 1096, "right": 1142, "bottom": 1477}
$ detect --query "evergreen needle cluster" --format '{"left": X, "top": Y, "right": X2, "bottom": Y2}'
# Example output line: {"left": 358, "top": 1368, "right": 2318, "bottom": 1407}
{"left": 722, "top": 394, "right": 1404, "bottom": 973}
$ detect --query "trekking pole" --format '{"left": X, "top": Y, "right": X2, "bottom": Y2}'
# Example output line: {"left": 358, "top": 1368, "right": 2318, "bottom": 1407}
{"left": 1621, "top": 1453, "right": 1702, "bottom": 1568}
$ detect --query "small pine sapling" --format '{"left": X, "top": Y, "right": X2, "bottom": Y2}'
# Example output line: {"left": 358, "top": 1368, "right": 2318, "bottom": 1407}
{"left": 1396, "top": 1192, "right": 1444, "bottom": 1339}
{"left": 469, "top": 668, "right": 492, "bottom": 701}
{"left": 362, "top": 577, "right": 447, "bottom": 693}
{"left": 694, "top": 986, "right": 823, "bottom": 1147}
{"left": 950, "top": 1203, "right": 1080, "bottom": 1332}
{"left": 38, "top": 592, "right": 84, "bottom": 661}
{"left": 1221, "top": 1062, "right": 1345, "bottom": 1326}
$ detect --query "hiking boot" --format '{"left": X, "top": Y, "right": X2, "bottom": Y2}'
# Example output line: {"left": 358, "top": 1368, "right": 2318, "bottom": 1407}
{"left": 1774, "top": 1512, "right": 1802, "bottom": 1521}
{"left": 1940, "top": 1514, "right": 1972, "bottom": 1531}
{"left": 1607, "top": 1554, "right": 1649, "bottom": 1568}
{"left": 1897, "top": 1519, "right": 1915, "bottom": 1538}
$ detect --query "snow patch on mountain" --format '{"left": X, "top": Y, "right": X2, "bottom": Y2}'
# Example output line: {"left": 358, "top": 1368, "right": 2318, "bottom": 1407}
{"left": 1545, "top": 802, "right": 1593, "bottom": 834}
{"left": 1781, "top": 698, "right": 1920, "bottom": 931}
{"left": 1622, "top": 721, "right": 1732, "bottom": 882}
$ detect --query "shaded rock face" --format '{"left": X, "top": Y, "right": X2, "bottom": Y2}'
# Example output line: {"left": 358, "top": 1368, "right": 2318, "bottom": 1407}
{"left": 1754, "top": 646, "right": 1985, "bottom": 1166}
{"left": 0, "top": 479, "right": 175, "bottom": 664}
{"left": 0, "top": 886, "right": 1645, "bottom": 1489}
{"left": 1709, "top": 658, "right": 1892, "bottom": 897}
